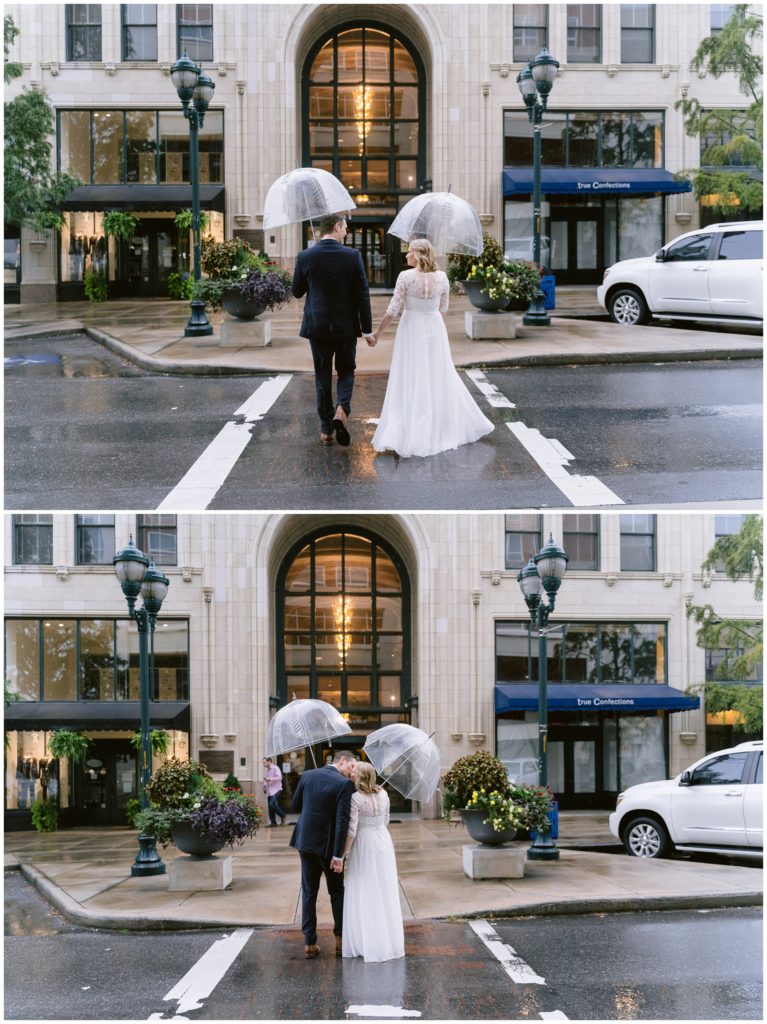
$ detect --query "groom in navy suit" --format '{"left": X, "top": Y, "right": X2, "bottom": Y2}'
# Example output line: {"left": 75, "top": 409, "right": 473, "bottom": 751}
{"left": 292, "top": 213, "right": 374, "bottom": 447}
{"left": 289, "top": 750, "right": 357, "bottom": 958}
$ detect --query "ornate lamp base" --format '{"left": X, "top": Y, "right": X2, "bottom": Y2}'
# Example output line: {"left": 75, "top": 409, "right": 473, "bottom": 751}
{"left": 132, "top": 833, "right": 166, "bottom": 876}
{"left": 522, "top": 287, "right": 551, "bottom": 327}
{"left": 184, "top": 299, "right": 213, "bottom": 337}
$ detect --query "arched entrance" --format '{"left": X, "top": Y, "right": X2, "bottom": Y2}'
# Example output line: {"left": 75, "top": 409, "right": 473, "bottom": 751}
{"left": 301, "top": 23, "right": 427, "bottom": 288}
{"left": 276, "top": 527, "right": 412, "bottom": 810}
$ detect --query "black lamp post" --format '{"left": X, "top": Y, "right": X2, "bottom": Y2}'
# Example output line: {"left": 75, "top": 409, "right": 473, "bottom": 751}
{"left": 516, "top": 46, "right": 559, "bottom": 327}
{"left": 170, "top": 51, "right": 216, "bottom": 337}
{"left": 517, "top": 533, "right": 568, "bottom": 861}
{"left": 113, "top": 537, "right": 170, "bottom": 876}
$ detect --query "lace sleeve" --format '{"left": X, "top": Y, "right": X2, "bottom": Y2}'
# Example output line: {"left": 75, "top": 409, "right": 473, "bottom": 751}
{"left": 347, "top": 793, "right": 360, "bottom": 839}
{"left": 381, "top": 789, "right": 390, "bottom": 827}
{"left": 438, "top": 271, "right": 449, "bottom": 314}
{"left": 385, "top": 271, "right": 409, "bottom": 318}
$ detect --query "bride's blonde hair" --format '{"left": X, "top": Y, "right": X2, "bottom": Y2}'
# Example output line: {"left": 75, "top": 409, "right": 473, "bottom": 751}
{"left": 408, "top": 237, "right": 439, "bottom": 273}
{"left": 354, "top": 761, "right": 381, "bottom": 795}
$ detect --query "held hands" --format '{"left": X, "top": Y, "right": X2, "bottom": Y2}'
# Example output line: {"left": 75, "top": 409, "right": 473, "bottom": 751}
{"left": 364, "top": 332, "right": 377, "bottom": 347}
{"left": 331, "top": 855, "right": 345, "bottom": 873}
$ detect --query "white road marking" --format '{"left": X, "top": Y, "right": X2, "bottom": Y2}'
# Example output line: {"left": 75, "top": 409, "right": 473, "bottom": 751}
{"left": 469, "top": 919, "right": 546, "bottom": 985}
{"left": 366, "top": 417, "right": 381, "bottom": 424}
{"left": 540, "top": 1012, "right": 570, "bottom": 1019}
{"left": 506, "top": 421, "right": 624, "bottom": 506}
{"left": 156, "top": 375, "right": 292, "bottom": 510}
{"left": 346, "top": 1005, "right": 421, "bottom": 1019}
{"left": 157, "top": 928, "right": 254, "bottom": 1017}
{"left": 465, "top": 369, "right": 516, "bottom": 408}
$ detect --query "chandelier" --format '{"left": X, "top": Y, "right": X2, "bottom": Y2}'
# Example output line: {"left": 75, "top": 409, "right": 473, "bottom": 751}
{"left": 354, "top": 85, "right": 373, "bottom": 151}
{"left": 334, "top": 596, "right": 353, "bottom": 662}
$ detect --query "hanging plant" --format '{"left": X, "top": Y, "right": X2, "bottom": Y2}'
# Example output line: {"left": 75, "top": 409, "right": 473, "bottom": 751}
{"left": 174, "top": 209, "right": 209, "bottom": 233}
{"left": 130, "top": 729, "right": 171, "bottom": 756}
{"left": 48, "top": 730, "right": 90, "bottom": 763}
{"left": 102, "top": 210, "right": 139, "bottom": 240}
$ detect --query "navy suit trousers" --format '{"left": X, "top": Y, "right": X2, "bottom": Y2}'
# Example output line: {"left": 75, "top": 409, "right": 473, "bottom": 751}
{"left": 299, "top": 850, "right": 345, "bottom": 944}
{"left": 308, "top": 335, "right": 357, "bottom": 432}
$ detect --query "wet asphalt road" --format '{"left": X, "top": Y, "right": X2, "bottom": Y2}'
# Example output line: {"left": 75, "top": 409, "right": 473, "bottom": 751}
{"left": 4, "top": 873, "right": 762, "bottom": 1020}
{"left": 4, "top": 334, "right": 762, "bottom": 510}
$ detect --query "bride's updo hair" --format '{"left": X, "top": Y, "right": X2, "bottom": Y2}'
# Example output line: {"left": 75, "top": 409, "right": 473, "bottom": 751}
{"left": 408, "top": 237, "right": 439, "bottom": 273}
{"left": 354, "top": 761, "right": 381, "bottom": 795}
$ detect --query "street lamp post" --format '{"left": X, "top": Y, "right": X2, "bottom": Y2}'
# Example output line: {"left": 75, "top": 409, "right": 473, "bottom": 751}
{"left": 113, "top": 537, "right": 170, "bottom": 876}
{"left": 170, "top": 51, "right": 216, "bottom": 337}
{"left": 517, "top": 534, "right": 569, "bottom": 861}
{"left": 517, "top": 46, "right": 559, "bottom": 327}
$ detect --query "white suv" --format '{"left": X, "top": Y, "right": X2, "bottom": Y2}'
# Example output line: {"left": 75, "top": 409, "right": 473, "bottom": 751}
{"left": 609, "top": 741, "right": 763, "bottom": 859}
{"left": 597, "top": 221, "right": 763, "bottom": 328}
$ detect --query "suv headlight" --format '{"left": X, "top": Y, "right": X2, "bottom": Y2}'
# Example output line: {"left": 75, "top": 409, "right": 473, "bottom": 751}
{"left": 602, "top": 268, "right": 611, "bottom": 281}
{"left": 615, "top": 793, "right": 625, "bottom": 807}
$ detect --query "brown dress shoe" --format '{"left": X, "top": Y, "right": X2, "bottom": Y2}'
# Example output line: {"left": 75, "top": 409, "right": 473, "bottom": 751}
{"left": 332, "top": 407, "right": 350, "bottom": 447}
{"left": 304, "top": 943, "right": 320, "bottom": 959}
{"left": 320, "top": 433, "right": 335, "bottom": 446}
{"left": 335, "top": 935, "right": 343, "bottom": 957}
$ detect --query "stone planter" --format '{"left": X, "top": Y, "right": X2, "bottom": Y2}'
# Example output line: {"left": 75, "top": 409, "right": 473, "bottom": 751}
{"left": 171, "top": 820, "right": 225, "bottom": 857}
{"left": 459, "top": 808, "right": 518, "bottom": 846}
{"left": 221, "top": 288, "right": 266, "bottom": 321}
{"left": 461, "top": 280, "right": 508, "bottom": 313}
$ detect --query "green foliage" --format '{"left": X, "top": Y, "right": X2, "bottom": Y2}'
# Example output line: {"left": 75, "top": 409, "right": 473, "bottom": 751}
{"left": 191, "top": 277, "right": 229, "bottom": 310}
{"left": 223, "top": 772, "right": 243, "bottom": 791}
{"left": 167, "top": 271, "right": 194, "bottom": 300}
{"left": 201, "top": 237, "right": 265, "bottom": 280}
{"left": 30, "top": 797, "right": 58, "bottom": 833}
{"left": 702, "top": 514, "right": 763, "bottom": 599}
{"left": 130, "top": 729, "right": 171, "bottom": 756}
{"left": 4, "top": 87, "right": 81, "bottom": 230}
{"left": 102, "top": 211, "right": 139, "bottom": 240}
{"left": 125, "top": 798, "right": 141, "bottom": 828}
{"left": 695, "top": 682, "right": 763, "bottom": 734}
{"left": 83, "top": 270, "right": 108, "bottom": 303}
{"left": 448, "top": 234, "right": 540, "bottom": 302}
{"left": 145, "top": 756, "right": 214, "bottom": 809}
{"left": 48, "top": 730, "right": 90, "bottom": 763}
{"left": 133, "top": 805, "right": 187, "bottom": 846}
{"left": 4, "top": 678, "right": 20, "bottom": 708}
{"left": 174, "top": 209, "right": 209, "bottom": 233}
{"left": 465, "top": 785, "right": 551, "bottom": 834}
{"left": 448, "top": 232, "right": 505, "bottom": 285}
{"left": 675, "top": 5, "right": 762, "bottom": 211}
{"left": 4, "top": 15, "right": 22, "bottom": 83}
{"left": 441, "top": 751, "right": 510, "bottom": 816}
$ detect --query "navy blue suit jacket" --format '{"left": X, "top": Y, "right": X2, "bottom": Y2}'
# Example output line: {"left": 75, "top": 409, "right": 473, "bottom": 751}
{"left": 289, "top": 765, "right": 355, "bottom": 861}
{"left": 292, "top": 238, "right": 373, "bottom": 341}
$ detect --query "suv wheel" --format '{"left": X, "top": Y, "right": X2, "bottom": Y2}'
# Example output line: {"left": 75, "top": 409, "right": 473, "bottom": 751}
{"left": 623, "top": 816, "right": 672, "bottom": 858}
{"left": 608, "top": 287, "right": 650, "bottom": 326}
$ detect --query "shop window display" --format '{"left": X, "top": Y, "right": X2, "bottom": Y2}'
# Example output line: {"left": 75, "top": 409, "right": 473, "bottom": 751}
{"left": 5, "top": 731, "right": 71, "bottom": 812}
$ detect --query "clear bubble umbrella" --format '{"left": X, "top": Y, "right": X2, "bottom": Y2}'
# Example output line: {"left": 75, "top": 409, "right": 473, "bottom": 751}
{"left": 363, "top": 724, "right": 441, "bottom": 803}
{"left": 266, "top": 698, "right": 351, "bottom": 767}
{"left": 388, "top": 191, "right": 483, "bottom": 257}
{"left": 263, "top": 167, "right": 357, "bottom": 230}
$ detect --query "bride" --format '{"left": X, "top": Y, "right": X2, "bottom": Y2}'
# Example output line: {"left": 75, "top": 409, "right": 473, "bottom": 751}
{"left": 369, "top": 237, "right": 494, "bottom": 458}
{"left": 341, "top": 762, "right": 404, "bottom": 963}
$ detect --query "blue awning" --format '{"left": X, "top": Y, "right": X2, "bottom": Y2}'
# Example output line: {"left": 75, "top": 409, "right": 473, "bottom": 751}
{"left": 502, "top": 168, "right": 692, "bottom": 197}
{"left": 496, "top": 684, "right": 700, "bottom": 713}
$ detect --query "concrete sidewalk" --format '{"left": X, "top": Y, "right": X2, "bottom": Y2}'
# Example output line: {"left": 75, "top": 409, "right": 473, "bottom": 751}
{"left": 4, "top": 290, "right": 761, "bottom": 376}
{"left": 4, "top": 816, "right": 761, "bottom": 932}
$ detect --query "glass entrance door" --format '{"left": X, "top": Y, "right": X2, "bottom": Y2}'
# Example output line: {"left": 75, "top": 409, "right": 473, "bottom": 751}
{"left": 345, "top": 221, "right": 392, "bottom": 287}
{"left": 121, "top": 219, "right": 180, "bottom": 296}
{"left": 548, "top": 726, "right": 603, "bottom": 809}
{"left": 75, "top": 739, "right": 137, "bottom": 826}
{"left": 549, "top": 207, "right": 604, "bottom": 285}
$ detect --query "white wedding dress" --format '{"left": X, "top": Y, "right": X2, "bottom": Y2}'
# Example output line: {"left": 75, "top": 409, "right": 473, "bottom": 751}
{"left": 372, "top": 269, "right": 494, "bottom": 458}
{"left": 342, "top": 789, "right": 405, "bottom": 963}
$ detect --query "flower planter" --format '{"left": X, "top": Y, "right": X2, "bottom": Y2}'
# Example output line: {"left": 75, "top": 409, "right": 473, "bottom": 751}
{"left": 171, "top": 820, "right": 225, "bottom": 857}
{"left": 459, "top": 808, "right": 518, "bottom": 846}
{"left": 221, "top": 288, "right": 266, "bottom": 321}
{"left": 461, "top": 280, "right": 508, "bottom": 313}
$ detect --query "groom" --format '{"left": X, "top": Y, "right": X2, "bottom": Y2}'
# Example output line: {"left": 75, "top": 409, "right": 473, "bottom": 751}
{"left": 289, "top": 750, "right": 357, "bottom": 959}
{"left": 292, "top": 213, "right": 374, "bottom": 447}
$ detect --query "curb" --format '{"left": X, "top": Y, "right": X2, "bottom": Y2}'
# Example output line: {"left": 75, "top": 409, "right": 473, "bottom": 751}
{"left": 84, "top": 326, "right": 263, "bottom": 377}
{"left": 15, "top": 862, "right": 762, "bottom": 933}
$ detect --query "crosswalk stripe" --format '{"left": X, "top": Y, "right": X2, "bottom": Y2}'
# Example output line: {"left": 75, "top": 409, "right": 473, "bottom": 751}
{"left": 465, "top": 369, "right": 516, "bottom": 407}
{"left": 469, "top": 918, "right": 546, "bottom": 985}
{"left": 506, "top": 421, "right": 624, "bottom": 506}
{"left": 156, "top": 374, "right": 292, "bottom": 510}
{"left": 153, "top": 928, "right": 254, "bottom": 1017}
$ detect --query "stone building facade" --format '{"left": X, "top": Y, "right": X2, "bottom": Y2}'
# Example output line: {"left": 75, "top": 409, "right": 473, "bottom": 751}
{"left": 4, "top": 3, "right": 758, "bottom": 302}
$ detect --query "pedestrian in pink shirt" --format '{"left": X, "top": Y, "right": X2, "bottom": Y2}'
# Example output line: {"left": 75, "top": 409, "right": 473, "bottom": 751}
{"left": 262, "top": 757, "right": 287, "bottom": 826}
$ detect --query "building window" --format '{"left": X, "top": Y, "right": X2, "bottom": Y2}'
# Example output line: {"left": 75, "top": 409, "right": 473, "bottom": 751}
{"left": 122, "top": 4, "right": 158, "bottom": 61}
{"left": 513, "top": 5, "right": 548, "bottom": 63}
{"left": 566, "top": 4, "right": 601, "bottom": 63}
{"left": 620, "top": 514, "right": 656, "bottom": 571}
{"left": 496, "top": 621, "right": 667, "bottom": 684}
{"left": 137, "top": 515, "right": 178, "bottom": 565}
{"left": 504, "top": 515, "right": 542, "bottom": 570}
{"left": 712, "top": 513, "right": 748, "bottom": 573}
{"left": 75, "top": 514, "right": 115, "bottom": 565}
{"left": 705, "top": 635, "right": 762, "bottom": 682}
{"left": 177, "top": 4, "right": 213, "bottom": 62}
{"left": 3, "top": 617, "right": 190, "bottom": 702}
{"left": 503, "top": 109, "right": 663, "bottom": 169}
{"left": 13, "top": 515, "right": 53, "bottom": 566}
{"left": 278, "top": 529, "right": 410, "bottom": 722}
{"left": 66, "top": 4, "right": 102, "bottom": 61}
{"left": 562, "top": 514, "right": 599, "bottom": 570}
{"left": 710, "top": 4, "right": 736, "bottom": 34}
{"left": 621, "top": 4, "right": 655, "bottom": 63}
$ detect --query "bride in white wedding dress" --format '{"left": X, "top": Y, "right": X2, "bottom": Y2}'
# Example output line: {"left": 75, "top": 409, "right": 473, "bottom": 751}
{"left": 342, "top": 762, "right": 405, "bottom": 963}
{"left": 369, "top": 237, "right": 494, "bottom": 458}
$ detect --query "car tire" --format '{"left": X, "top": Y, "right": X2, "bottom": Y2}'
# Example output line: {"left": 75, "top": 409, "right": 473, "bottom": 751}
{"left": 608, "top": 287, "right": 650, "bottom": 326}
{"left": 622, "top": 815, "right": 672, "bottom": 858}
